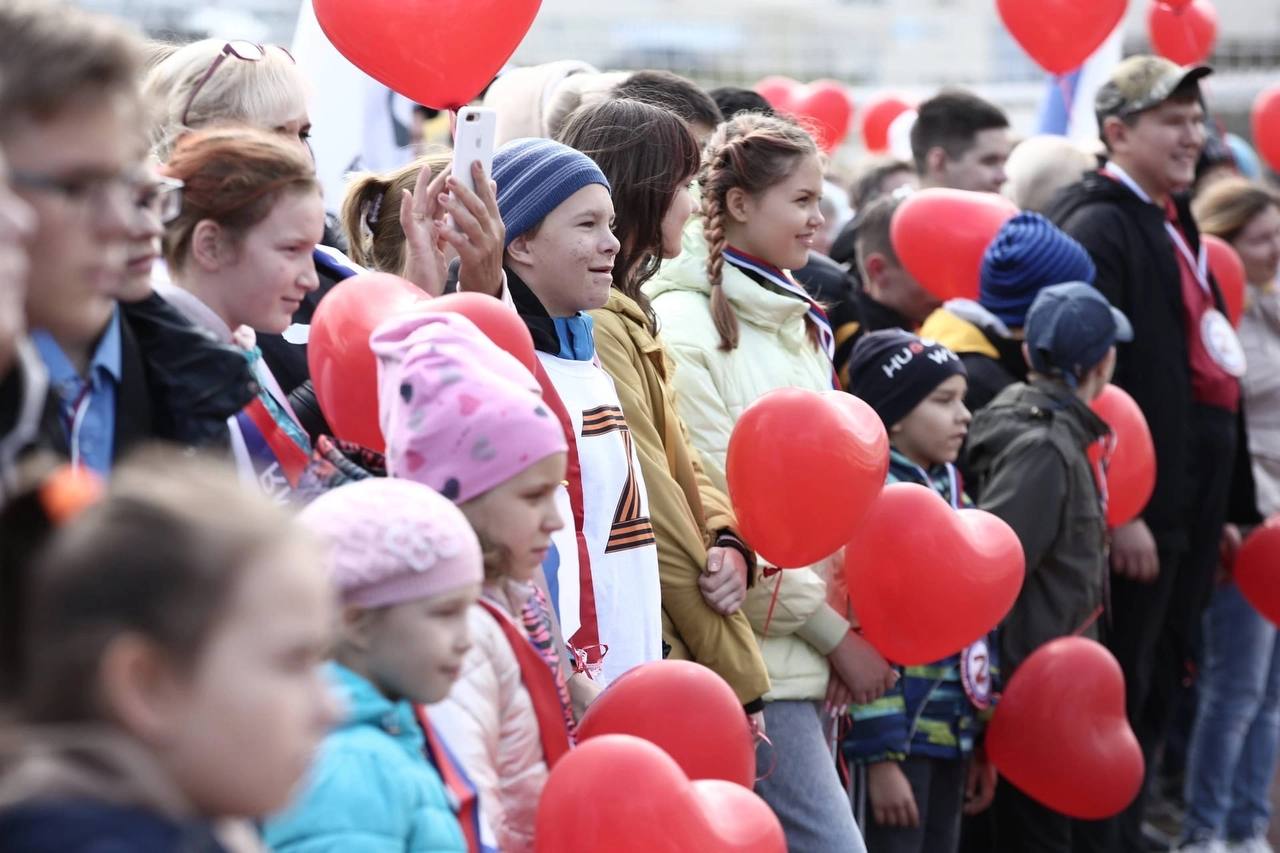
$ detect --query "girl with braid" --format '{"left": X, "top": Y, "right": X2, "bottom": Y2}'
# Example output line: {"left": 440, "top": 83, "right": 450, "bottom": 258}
{"left": 643, "top": 112, "right": 896, "bottom": 853}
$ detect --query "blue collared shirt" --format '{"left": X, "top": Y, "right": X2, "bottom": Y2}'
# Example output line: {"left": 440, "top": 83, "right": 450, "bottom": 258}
{"left": 31, "top": 308, "right": 122, "bottom": 476}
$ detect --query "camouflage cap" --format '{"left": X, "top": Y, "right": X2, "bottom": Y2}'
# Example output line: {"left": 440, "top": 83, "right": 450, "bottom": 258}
{"left": 1095, "top": 55, "right": 1212, "bottom": 122}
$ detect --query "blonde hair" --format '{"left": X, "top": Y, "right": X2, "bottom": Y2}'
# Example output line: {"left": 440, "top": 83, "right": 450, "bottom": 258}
{"left": 143, "top": 39, "right": 306, "bottom": 160}
{"left": 339, "top": 151, "right": 453, "bottom": 273}
{"left": 1194, "top": 177, "right": 1280, "bottom": 244}
{"left": 699, "top": 112, "right": 819, "bottom": 351}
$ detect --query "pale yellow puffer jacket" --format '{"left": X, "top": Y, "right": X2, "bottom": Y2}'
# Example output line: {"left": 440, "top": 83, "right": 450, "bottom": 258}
{"left": 642, "top": 220, "right": 851, "bottom": 703}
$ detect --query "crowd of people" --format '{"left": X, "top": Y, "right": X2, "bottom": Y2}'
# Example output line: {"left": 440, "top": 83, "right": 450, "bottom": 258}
{"left": 1, "top": 1, "right": 1279, "bottom": 852}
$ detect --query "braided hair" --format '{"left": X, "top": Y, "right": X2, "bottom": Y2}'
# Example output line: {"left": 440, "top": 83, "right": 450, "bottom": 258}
{"left": 699, "top": 113, "right": 818, "bottom": 351}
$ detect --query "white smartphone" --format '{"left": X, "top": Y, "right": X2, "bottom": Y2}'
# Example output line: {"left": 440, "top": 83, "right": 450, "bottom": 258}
{"left": 451, "top": 106, "right": 497, "bottom": 194}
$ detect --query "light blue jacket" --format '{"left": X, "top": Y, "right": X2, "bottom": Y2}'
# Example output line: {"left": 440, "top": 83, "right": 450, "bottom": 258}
{"left": 264, "top": 663, "right": 466, "bottom": 853}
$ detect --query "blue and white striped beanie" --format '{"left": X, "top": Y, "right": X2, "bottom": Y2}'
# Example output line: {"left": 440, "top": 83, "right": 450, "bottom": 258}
{"left": 493, "top": 138, "right": 610, "bottom": 247}
{"left": 979, "top": 212, "right": 1097, "bottom": 329}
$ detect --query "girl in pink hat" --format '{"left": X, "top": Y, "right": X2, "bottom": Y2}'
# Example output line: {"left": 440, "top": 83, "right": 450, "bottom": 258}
{"left": 373, "top": 311, "right": 580, "bottom": 853}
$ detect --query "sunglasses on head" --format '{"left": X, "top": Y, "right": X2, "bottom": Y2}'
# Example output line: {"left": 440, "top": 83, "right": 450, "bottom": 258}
{"left": 180, "top": 41, "right": 296, "bottom": 129}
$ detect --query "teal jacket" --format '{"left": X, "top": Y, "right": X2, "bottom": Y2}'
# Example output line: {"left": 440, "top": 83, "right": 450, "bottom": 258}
{"left": 264, "top": 663, "right": 467, "bottom": 853}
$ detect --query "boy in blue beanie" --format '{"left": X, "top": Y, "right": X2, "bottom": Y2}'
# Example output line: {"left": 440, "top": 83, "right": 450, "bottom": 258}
{"left": 965, "top": 282, "right": 1133, "bottom": 851}
{"left": 491, "top": 137, "right": 662, "bottom": 688}
{"left": 844, "top": 329, "right": 998, "bottom": 853}
{"left": 920, "top": 211, "right": 1096, "bottom": 413}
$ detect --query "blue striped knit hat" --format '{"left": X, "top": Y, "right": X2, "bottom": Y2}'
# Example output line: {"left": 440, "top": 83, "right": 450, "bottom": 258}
{"left": 979, "top": 212, "right": 1097, "bottom": 329}
{"left": 493, "top": 138, "right": 610, "bottom": 247}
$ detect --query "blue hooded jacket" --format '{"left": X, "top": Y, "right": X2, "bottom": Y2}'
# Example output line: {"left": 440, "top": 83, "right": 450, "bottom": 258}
{"left": 264, "top": 663, "right": 467, "bottom": 853}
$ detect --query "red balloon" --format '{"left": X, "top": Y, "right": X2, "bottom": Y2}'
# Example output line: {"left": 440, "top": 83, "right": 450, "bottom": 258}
{"left": 1204, "top": 234, "right": 1246, "bottom": 327}
{"left": 754, "top": 76, "right": 800, "bottom": 113}
{"left": 727, "top": 389, "right": 888, "bottom": 568}
{"left": 861, "top": 95, "right": 913, "bottom": 153}
{"left": 577, "top": 660, "right": 753, "bottom": 787}
{"left": 753, "top": 77, "right": 853, "bottom": 152}
{"left": 1233, "top": 516, "right": 1280, "bottom": 627}
{"left": 997, "top": 0, "right": 1127, "bottom": 74}
{"left": 844, "top": 483, "right": 1025, "bottom": 665}
{"left": 535, "top": 735, "right": 785, "bottom": 853}
{"left": 890, "top": 188, "right": 1019, "bottom": 302}
{"left": 1253, "top": 85, "right": 1280, "bottom": 175}
{"left": 313, "top": 0, "right": 541, "bottom": 110}
{"left": 1148, "top": 0, "right": 1219, "bottom": 66}
{"left": 1087, "top": 385, "right": 1157, "bottom": 529}
{"left": 309, "top": 273, "right": 426, "bottom": 450}
{"left": 987, "top": 637, "right": 1144, "bottom": 819}
{"left": 419, "top": 292, "right": 538, "bottom": 377}
{"left": 790, "top": 80, "right": 855, "bottom": 153}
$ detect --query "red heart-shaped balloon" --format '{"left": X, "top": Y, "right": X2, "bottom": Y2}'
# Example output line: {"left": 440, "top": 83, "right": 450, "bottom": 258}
{"left": 755, "top": 76, "right": 801, "bottom": 114}
{"left": 728, "top": 388, "right": 888, "bottom": 568}
{"left": 1088, "top": 384, "right": 1157, "bottom": 529}
{"left": 1233, "top": 516, "right": 1280, "bottom": 627}
{"left": 1253, "top": 85, "right": 1280, "bottom": 175}
{"left": 309, "top": 272, "right": 426, "bottom": 450}
{"left": 576, "top": 660, "right": 755, "bottom": 789}
{"left": 313, "top": 0, "right": 542, "bottom": 109}
{"left": 1203, "top": 234, "right": 1246, "bottom": 327}
{"left": 535, "top": 735, "right": 785, "bottom": 853}
{"left": 1149, "top": 0, "right": 1219, "bottom": 66}
{"left": 754, "top": 77, "right": 853, "bottom": 152}
{"left": 890, "top": 188, "right": 1019, "bottom": 302}
{"left": 844, "top": 483, "right": 1025, "bottom": 666}
{"left": 861, "top": 95, "right": 914, "bottom": 153}
{"left": 987, "top": 637, "right": 1145, "bottom": 820}
{"left": 789, "top": 80, "right": 855, "bottom": 153}
{"left": 997, "top": 0, "right": 1128, "bottom": 74}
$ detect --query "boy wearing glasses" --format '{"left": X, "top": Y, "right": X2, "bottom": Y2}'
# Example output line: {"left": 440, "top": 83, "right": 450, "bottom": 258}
{"left": 0, "top": 0, "right": 254, "bottom": 474}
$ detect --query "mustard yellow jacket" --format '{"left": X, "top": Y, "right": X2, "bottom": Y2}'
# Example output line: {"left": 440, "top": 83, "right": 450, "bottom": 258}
{"left": 590, "top": 289, "right": 771, "bottom": 705}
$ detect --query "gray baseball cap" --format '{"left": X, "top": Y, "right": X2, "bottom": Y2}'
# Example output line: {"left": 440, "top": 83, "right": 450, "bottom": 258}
{"left": 1095, "top": 55, "right": 1212, "bottom": 122}
{"left": 1025, "top": 282, "right": 1133, "bottom": 385}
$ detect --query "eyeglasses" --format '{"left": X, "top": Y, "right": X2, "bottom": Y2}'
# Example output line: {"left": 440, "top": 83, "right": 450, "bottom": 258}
{"left": 135, "top": 175, "right": 184, "bottom": 224}
{"left": 180, "top": 40, "right": 296, "bottom": 128}
{"left": 11, "top": 168, "right": 135, "bottom": 220}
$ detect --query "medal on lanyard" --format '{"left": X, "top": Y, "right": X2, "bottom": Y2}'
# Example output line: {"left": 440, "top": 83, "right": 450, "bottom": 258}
{"left": 960, "top": 638, "right": 994, "bottom": 710}
{"left": 1103, "top": 164, "right": 1247, "bottom": 378}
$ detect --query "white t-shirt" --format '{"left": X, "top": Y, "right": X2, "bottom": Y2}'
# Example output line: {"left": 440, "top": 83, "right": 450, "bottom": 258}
{"left": 537, "top": 352, "right": 662, "bottom": 686}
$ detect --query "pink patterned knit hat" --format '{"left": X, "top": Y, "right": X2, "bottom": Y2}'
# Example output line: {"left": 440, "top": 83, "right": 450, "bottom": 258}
{"left": 297, "top": 477, "right": 483, "bottom": 608}
{"left": 370, "top": 311, "right": 567, "bottom": 504}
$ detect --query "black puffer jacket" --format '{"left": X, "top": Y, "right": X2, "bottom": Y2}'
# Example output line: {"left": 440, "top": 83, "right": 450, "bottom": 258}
{"left": 1047, "top": 172, "right": 1229, "bottom": 548}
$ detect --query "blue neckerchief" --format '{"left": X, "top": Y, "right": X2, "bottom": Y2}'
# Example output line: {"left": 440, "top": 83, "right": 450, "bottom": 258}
{"left": 552, "top": 313, "right": 596, "bottom": 361}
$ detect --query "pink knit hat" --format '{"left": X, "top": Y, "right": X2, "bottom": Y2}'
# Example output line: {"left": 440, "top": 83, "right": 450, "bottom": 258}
{"left": 370, "top": 311, "right": 568, "bottom": 504}
{"left": 297, "top": 478, "right": 483, "bottom": 608}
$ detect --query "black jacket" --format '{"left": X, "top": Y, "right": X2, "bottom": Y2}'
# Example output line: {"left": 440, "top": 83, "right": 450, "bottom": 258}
{"left": 1047, "top": 172, "right": 1230, "bottom": 546}
{"left": 121, "top": 295, "right": 255, "bottom": 450}
{"left": 34, "top": 300, "right": 254, "bottom": 468}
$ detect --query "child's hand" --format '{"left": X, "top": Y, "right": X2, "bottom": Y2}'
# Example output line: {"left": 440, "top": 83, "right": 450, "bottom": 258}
{"left": 443, "top": 163, "right": 506, "bottom": 298}
{"left": 1110, "top": 519, "right": 1159, "bottom": 583}
{"left": 868, "top": 761, "right": 920, "bottom": 828}
{"left": 699, "top": 546, "right": 748, "bottom": 615}
{"left": 964, "top": 748, "right": 998, "bottom": 815}
{"left": 398, "top": 164, "right": 452, "bottom": 297}
{"left": 827, "top": 631, "right": 897, "bottom": 705}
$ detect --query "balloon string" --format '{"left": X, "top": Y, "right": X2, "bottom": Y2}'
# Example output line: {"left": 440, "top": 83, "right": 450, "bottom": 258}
{"left": 1072, "top": 605, "right": 1105, "bottom": 637}
{"left": 754, "top": 729, "right": 779, "bottom": 783}
{"left": 1055, "top": 74, "right": 1075, "bottom": 124}
{"left": 760, "top": 567, "right": 784, "bottom": 638}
